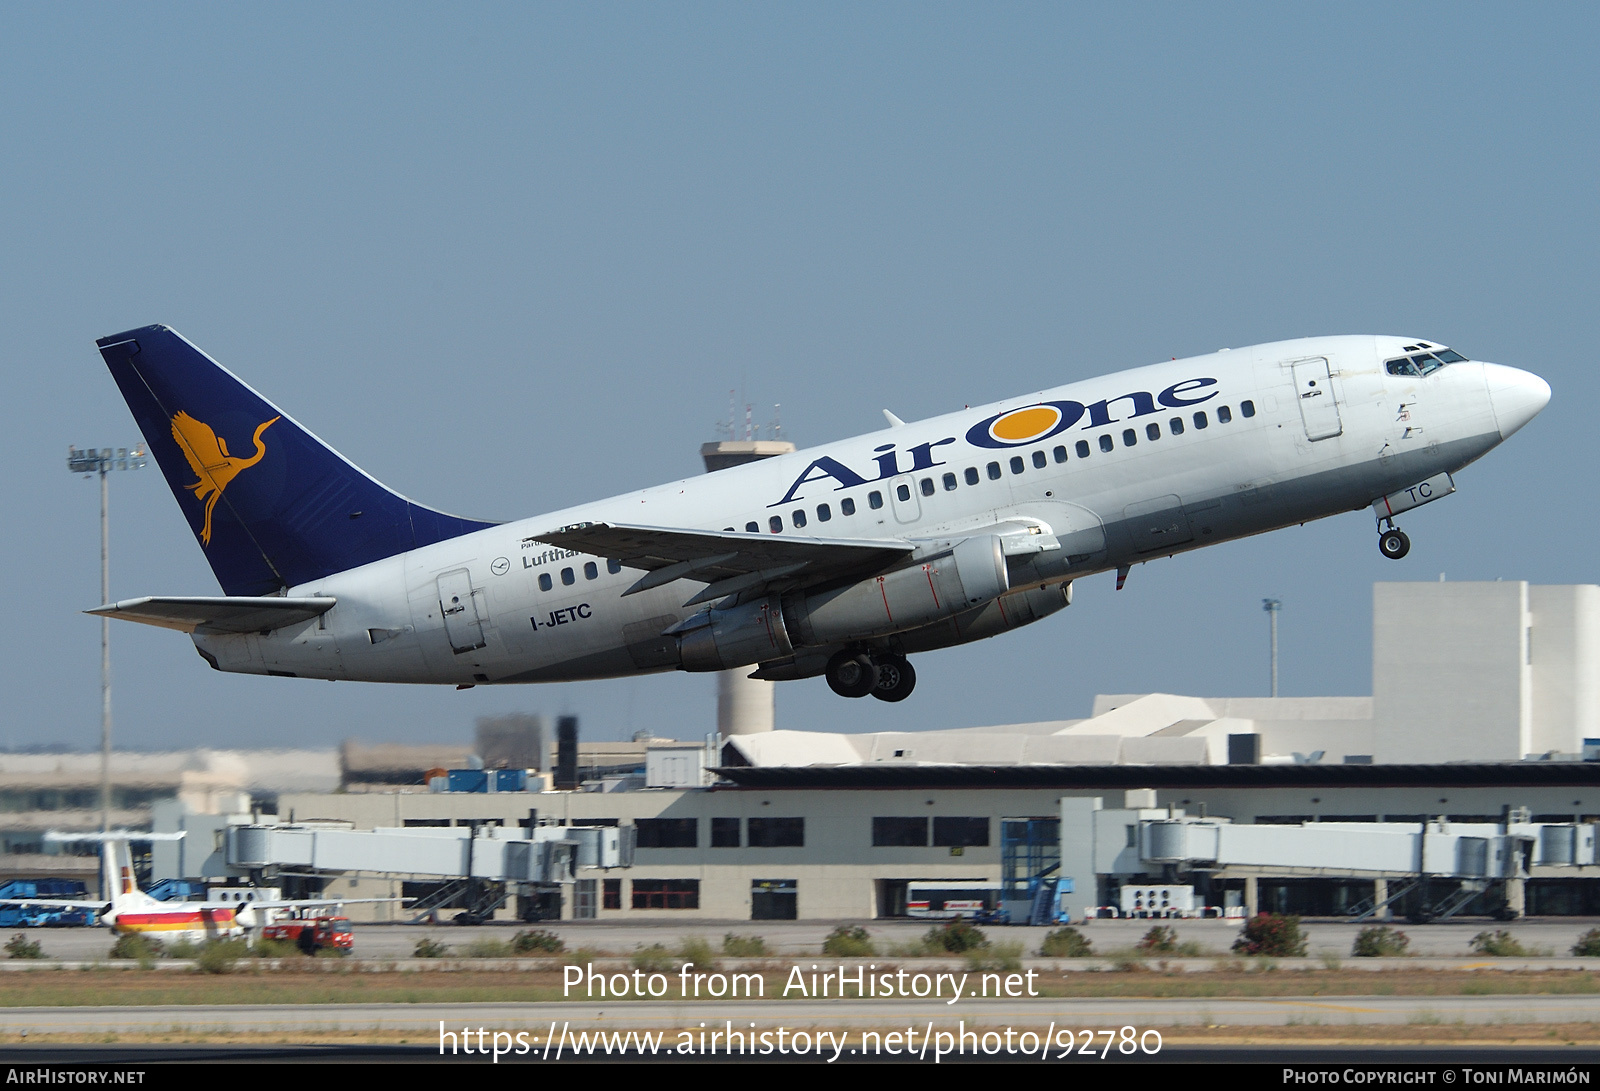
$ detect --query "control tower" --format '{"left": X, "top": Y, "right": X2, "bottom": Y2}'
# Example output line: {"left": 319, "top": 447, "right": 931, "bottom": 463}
{"left": 700, "top": 437, "right": 794, "bottom": 736}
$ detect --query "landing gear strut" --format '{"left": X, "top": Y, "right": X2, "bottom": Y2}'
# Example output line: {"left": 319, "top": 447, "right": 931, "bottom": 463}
{"left": 825, "top": 650, "right": 878, "bottom": 698}
{"left": 1378, "top": 521, "right": 1411, "bottom": 560}
{"left": 870, "top": 655, "right": 916, "bottom": 702}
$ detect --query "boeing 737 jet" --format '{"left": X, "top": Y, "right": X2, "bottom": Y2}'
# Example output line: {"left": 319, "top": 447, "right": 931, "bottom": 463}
{"left": 89, "top": 328, "right": 1548, "bottom": 703}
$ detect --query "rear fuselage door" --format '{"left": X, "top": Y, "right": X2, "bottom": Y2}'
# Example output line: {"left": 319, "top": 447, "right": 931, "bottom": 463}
{"left": 437, "top": 568, "right": 487, "bottom": 653}
{"left": 1290, "top": 356, "right": 1343, "bottom": 441}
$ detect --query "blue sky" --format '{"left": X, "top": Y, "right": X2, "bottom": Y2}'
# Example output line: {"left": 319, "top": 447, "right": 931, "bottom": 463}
{"left": 4, "top": 4, "right": 1596, "bottom": 749}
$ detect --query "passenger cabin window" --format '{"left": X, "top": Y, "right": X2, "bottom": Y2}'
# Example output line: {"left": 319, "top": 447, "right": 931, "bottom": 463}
{"left": 1146, "top": 422, "right": 1160, "bottom": 440}
{"left": 1241, "top": 400, "right": 1256, "bottom": 418}
{"left": 1053, "top": 445, "right": 1068, "bottom": 463}
{"left": 942, "top": 472, "right": 958, "bottom": 491}
{"left": 1009, "top": 456, "right": 1025, "bottom": 474}
{"left": 792, "top": 509, "right": 807, "bottom": 528}
{"left": 1217, "top": 405, "right": 1232, "bottom": 424}
{"left": 769, "top": 516, "right": 783, "bottom": 533}
{"left": 1076, "top": 440, "right": 1091, "bottom": 458}
{"left": 986, "top": 462, "right": 1001, "bottom": 480}
{"left": 1122, "top": 428, "right": 1137, "bottom": 447}
{"left": 920, "top": 477, "right": 935, "bottom": 496}
{"left": 868, "top": 491, "right": 883, "bottom": 510}
{"left": 538, "top": 573, "right": 552, "bottom": 592}
{"left": 841, "top": 498, "right": 856, "bottom": 516}
{"left": 1193, "top": 411, "right": 1208, "bottom": 429}
{"left": 1098, "top": 434, "right": 1114, "bottom": 453}
{"left": 584, "top": 561, "right": 598, "bottom": 580}
{"left": 1032, "top": 450, "right": 1047, "bottom": 469}
{"left": 745, "top": 521, "right": 759, "bottom": 533}
{"left": 561, "top": 567, "right": 575, "bottom": 586}
{"left": 817, "top": 503, "right": 832, "bottom": 522}
{"left": 1170, "top": 416, "right": 1184, "bottom": 435}
{"left": 608, "top": 558, "right": 622, "bottom": 574}
{"left": 964, "top": 467, "right": 980, "bottom": 486}
{"left": 896, "top": 483, "right": 911, "bottom": 502}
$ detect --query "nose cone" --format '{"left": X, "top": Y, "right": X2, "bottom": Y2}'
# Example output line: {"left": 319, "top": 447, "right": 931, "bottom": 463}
{"left": 1483, "top": 363, "right": 1551, "bottom": 439}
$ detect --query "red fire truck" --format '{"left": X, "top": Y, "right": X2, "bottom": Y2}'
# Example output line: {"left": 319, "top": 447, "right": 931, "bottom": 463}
{"left": 260, "top": 915, "right": 354, "bottom": 954}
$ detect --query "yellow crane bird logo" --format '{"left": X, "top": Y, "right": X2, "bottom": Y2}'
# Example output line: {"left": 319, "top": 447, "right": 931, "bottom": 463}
{"left": 169, "top": 411, "right": 280, "bottom": 545}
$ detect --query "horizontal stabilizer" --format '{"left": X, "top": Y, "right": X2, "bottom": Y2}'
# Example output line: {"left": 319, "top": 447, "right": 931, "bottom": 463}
{"left": 86, "top": 596, "right": 336, "bottom": 634}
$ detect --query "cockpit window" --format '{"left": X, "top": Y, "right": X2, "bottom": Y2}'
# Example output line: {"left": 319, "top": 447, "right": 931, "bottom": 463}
{"left": 1386, "top": 346, "right": 1467, "bottom": 378}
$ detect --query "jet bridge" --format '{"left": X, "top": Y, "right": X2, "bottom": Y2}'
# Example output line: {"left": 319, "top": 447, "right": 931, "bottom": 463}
{"left": 225, "top": 823, "right": 633, "bottom": 883}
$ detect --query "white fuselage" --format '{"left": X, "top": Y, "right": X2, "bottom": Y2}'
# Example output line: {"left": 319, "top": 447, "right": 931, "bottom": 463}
{"left": 194, "top": 335, "right": 1545, "bottom": 686}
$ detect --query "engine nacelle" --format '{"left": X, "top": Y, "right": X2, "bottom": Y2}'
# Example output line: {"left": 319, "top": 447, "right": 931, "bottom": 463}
{"left": 782, "top": 535, "right": 1009, "bottom": 648}
{"left": 677, "top": 594, "right": 794, "bottom": 672}
{"left": 896, "top": 582, "right": 1072, "bottom": 655}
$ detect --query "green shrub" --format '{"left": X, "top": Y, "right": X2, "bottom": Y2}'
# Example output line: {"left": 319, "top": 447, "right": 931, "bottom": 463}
{"left": 631, "top": 943, "right": 673, "bottom": 973}
{"left": 1231, "top": 914, "right": 1308, "bottom": 957}
{"left": 821, "top": 925, "right": 875, "bottom": 957}
{"left": 463, "top": 938, "right": 511, "bottom": 958}
{"left": 721, "top": 933, "right": 768, "bottom": 957}
{"left": 677, "top": 936, "right": 718, "bottom": 970}
{"left": 510, "top": 929, "right": 565, "bottom": 955}
{"left": 1469, "top": 930, "right": 1528, "bottom": 957}
{"left": 965, "top": 941, "right": 1023, "bottom": 972}
{"left": 412, "top": 938, "right": 451, "bottom": 959}
{"left": 194, "top": 938, "right": 248, "bottom": 975}
{"left": 249, "top": 937, "right": 303, "bottom": 959}
{"left": 166, "top": 938, "right": 201, "bottom": 960}
{"left": 1351, "top": 926, "right": 1411, "bottom": 958}
{"left": 5, "top": 934, "right": 44, "bottom": 960}
{"left": 1038, "top": 927, "right": 1093, "bottom": 958}
{"left": 924, "top": 919, "right": 988, "bottom": 954}
{"left": 1137, "top": 925, "right": 1178, "bottom": 953}
{"left": 1572, "top": 929, "right": 1600, "bottom": 957}
{"left": 109, "top": 933, "right": 165, "bottom": 962}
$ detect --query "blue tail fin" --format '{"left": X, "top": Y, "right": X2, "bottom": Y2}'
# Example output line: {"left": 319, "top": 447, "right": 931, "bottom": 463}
{"left": 97, "top": 325, "right": 496, "bottom": 596}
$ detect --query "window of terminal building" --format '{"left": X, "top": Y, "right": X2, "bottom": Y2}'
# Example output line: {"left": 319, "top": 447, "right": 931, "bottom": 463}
{"left": 634, "top": 818, "right": 698, "bottom": 848}
{"left": 841, "top": 497, "right": 856, "bottom": 516}
{"left": 403, "top": 818, "right": 450, "bottom": 827}
{"left": 872, "top": 816, "right": 929, "bottom": 847}
{"left": 747, "top": 817, "right": 804, "bottom": 847}
{"left": 631, "top": 879, "right": 699, "bottom": 910}
{"left": 711, "top": 817, "right": 741, "bottom": 848}
{"left": 538, "top": 573, "right": 552, "bottom": 592}
{"left": 1254, "top": 815, "right": 1313, "bottom": 825}
{"left": 964, "top": 466, "right": 980, "bottom": 486}
{"left": 932, "top": 817, "right": 989, "bottom": 847}
{"left": 561, "top": 567, "right": 575, "bottom": 585}
{"left": 567, "top": 818, "right": 620, "bottom": 827}
{"left": 1318, "top": 815, "right": 1377, "bottom": 823}
{"left": 602, "top": 878, "right": 621, "bottom": 910}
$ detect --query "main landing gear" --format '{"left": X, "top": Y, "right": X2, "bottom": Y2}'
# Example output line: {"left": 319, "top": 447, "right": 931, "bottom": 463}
{"left": 825, "top": 649, "right": 917, "bottom": 702}
{"left": 1377, "top": 519, "right": 1411, "bottom": 560}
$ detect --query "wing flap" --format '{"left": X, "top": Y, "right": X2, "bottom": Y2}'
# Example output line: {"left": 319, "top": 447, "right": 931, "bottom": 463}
{"left": 529, "top": 523, "right": 913, "bottom": 590}
{"left": 87, "top": 596, "right": 336, "bottom": 634}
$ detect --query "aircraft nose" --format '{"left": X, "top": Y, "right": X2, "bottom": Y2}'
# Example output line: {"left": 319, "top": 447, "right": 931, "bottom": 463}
{"left": 1483, "top": 362, "right": 1551, "bottom": 439}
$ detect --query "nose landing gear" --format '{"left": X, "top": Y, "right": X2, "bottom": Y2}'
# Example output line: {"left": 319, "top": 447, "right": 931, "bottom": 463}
{"left": 1378, "top": 523, "right": 1411, "bottom": 560}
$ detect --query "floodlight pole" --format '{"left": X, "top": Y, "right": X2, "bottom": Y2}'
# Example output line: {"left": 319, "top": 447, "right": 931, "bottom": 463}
{"left": 67, "top": 446, "right": 145, "bottom": 832}
{"left": 1262, "top": 598, "right": 1282, "bottom": 698}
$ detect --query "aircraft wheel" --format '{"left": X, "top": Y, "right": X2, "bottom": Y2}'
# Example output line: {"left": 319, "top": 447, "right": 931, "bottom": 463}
{"left": 825, "top": 650, "right": 879, "bottom": 698}
{"left": 871, "top": 656, "right": 917, "bottom": 702}
{"left": 1378, "top": 529, "right": 1411, "bottom": 560}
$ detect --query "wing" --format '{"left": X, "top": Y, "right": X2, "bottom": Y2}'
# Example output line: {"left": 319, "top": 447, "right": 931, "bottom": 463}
{"left": 528, "top": 522, "right": 915, "bottom": 605}
{"left": 86, "top": 596, "right": 337, "bottom": 634}
{"left": 0, "top": 899, "right": 108, "bottom": 911}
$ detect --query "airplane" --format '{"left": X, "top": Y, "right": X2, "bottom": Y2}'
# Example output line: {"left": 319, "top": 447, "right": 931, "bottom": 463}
{"left": 88, "top": 327, "right": 1548, "bottom": 703}
{"left": 0, "top": 832, "right": 394, "bottom": 943}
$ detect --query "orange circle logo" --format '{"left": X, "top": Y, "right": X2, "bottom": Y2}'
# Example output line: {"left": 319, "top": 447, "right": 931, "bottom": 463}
{"left": 989, "top": 405, "right": 1062, "bottom": 443}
